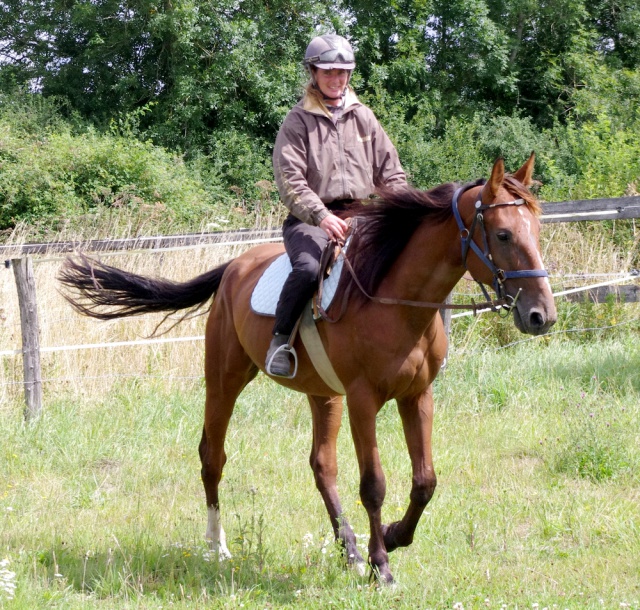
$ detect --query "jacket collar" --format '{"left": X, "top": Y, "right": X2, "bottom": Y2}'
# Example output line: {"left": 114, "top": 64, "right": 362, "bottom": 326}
{"left": 301, "top": 87, "right": 360, "bottom": 118}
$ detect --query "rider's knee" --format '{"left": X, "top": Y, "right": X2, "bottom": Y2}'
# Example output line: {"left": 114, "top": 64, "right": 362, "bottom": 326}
{"left": 291, "top": 257, "right": 321, "bottom": 285}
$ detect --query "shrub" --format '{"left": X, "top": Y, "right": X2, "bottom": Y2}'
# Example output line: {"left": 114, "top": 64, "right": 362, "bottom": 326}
{"left": 549, "top": 394, "right": 631, "bottom": 482}
{"left": 0, "top": 114, "right": 235, "bottom": 234}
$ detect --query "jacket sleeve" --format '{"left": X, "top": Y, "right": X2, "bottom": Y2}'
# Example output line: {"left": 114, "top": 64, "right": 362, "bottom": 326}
{"left": 272, "top": 111, "right": 330, "bottom": 226}
{"left": 370, "top": 117, "right": 408, "bottom": 189}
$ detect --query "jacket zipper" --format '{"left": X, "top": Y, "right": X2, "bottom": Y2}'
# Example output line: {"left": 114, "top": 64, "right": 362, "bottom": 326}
{"left": 336, "top": 119, "right": 348, "bottom": 196}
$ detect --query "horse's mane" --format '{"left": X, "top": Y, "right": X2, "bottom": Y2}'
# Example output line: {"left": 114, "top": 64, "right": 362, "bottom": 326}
{"left": 336, "top": 180, "right": 475, "bottom": 299}
{"left": 334, "top": 174, "right": 540, "bottom": 303}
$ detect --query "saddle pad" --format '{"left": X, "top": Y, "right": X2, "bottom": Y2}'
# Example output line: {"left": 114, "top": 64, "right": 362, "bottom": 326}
{"left": 250, "top": 251, "right": 345, "bottom": 316}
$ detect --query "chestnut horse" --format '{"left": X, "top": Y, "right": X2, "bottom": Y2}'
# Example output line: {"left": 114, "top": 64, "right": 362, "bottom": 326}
{"left": 59, "top": 155, "right": 556, "bottom": 583}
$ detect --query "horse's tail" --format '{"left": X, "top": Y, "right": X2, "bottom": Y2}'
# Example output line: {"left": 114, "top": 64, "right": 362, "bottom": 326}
{"left": 58, "top": 253, "right": 231, "bottom": 321}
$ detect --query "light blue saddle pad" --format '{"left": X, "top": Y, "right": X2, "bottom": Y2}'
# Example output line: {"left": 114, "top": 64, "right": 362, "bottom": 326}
{"left": 250, "top": 249, "right": 345, "bottom": 316}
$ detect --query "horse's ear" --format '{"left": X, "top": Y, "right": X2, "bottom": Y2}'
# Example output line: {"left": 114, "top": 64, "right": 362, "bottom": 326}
{"left": 513, "top": 152, "right": 536, "bottom": 187}
{"left": 482, "top": 157, "right": 505, "bottom": 203}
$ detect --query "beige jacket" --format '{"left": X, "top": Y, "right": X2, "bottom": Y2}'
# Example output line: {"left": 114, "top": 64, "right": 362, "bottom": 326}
{"left": 273, "top": 88, "right": 407, "bottom": 226}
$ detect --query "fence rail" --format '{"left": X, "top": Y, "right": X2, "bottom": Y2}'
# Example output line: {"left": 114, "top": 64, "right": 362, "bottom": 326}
{"left": 540, "top": 196, "right": 640, "bottom": 223}
{"left": 1, "top": 196, "right": 638, "bottom": 260}
{"left": 0, "top": 228, "right": 282, "bottom": 258}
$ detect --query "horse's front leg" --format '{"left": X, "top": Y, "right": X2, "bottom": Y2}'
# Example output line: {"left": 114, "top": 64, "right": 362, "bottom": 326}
{"left": 382, "top": 387, "right": 437, "bottom": 552}
{"left": 347, "top": 390, "right": 393, "bottom": 583}
{"left": 307, "top": 395, "right": 366, "bottom": 575}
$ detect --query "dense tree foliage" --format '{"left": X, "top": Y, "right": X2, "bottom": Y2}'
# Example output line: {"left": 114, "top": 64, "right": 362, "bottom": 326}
{"left": 3, "top": 0, "right": 640, "bottom": 137}
{"left": 0, "top": 0, "right": 639, "bottom": 234}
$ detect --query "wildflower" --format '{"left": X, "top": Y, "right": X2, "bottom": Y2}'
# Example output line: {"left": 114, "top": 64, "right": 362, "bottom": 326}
{"left": 302, "top": 533, "right": 313, "bottom": 549}
{"left": 453, "top": 603, "right": 464, "bottom": 610}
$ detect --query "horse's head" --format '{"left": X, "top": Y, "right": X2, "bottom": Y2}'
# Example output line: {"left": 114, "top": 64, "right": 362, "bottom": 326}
{"left": 455, "top": 154, "right": 557, "bottom": 335}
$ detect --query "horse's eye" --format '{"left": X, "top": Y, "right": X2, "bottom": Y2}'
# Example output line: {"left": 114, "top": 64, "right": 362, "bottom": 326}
{"left": 496, "top": 231, "right": 511, "bottom": 242}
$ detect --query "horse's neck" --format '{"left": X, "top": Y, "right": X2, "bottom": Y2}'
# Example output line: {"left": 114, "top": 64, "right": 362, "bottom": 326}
{"left": 377, "top": 217, "right": 463, "bottom": 308}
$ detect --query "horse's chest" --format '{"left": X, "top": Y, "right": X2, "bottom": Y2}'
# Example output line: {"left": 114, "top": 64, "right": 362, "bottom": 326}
{"left": 353, "top": 331, "right": 440, "bottom": 395}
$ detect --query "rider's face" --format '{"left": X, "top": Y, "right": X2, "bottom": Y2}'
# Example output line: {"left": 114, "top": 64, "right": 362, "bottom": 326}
{"left": 314, "top": 68, "right": 350, "bottom": 105}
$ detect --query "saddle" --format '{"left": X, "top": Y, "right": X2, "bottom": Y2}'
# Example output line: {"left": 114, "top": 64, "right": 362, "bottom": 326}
{"left": 250, "top": 240, "right": 346, "bottom": 317}
{"left": 251, "top": 239, "right": 349, "bottom": 394}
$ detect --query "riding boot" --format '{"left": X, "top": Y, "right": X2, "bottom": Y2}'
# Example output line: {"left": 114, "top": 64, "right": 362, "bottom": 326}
{"left": 265, "top": 333, "right": 292, "bottom": 377}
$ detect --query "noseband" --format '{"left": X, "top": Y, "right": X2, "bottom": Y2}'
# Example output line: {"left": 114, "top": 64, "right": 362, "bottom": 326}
{"left": 452, "top": 185, "right": 549, "bottom": 314}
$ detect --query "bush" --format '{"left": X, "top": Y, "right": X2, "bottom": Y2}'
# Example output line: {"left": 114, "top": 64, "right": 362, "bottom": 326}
{"left": 0, "top": 97, "right": 241, "bottom": 235}
{"left": 539, "top": 115, "right": 640, "bottom": 202}
{"left": 205, "top": 129, "right": 279, "bottom": 213}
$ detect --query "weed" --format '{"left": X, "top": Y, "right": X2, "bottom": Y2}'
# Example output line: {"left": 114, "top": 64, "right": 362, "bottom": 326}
{"left": 547, "top": 385, "right": 632, "bottom": 482}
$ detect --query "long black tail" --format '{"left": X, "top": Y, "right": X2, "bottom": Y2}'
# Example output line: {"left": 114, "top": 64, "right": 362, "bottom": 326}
{"left": 58, "top": 253, "right": 232, "bottom": 321}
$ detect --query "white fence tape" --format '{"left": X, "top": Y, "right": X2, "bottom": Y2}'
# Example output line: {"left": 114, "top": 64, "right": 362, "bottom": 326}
{"left": 450, "top": 272, "right": 638, "bottom": 319}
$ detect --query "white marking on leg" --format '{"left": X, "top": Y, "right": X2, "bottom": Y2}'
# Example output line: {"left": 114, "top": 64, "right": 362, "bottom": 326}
{"left": 206, "top": 506, "right": 232, "bottom": 560}
{"left": 352, "top": 560, "right": 367, "bottom": 577}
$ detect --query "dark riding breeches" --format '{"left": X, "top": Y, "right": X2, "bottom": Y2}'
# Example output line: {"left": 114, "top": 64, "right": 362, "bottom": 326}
{"left": 272, "top": 214, "right": 329, "bottom": 336}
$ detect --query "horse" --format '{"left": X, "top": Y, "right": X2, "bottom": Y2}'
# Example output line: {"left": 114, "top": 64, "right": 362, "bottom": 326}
{"left": 59, "top": 155, "right": 556, "bottom": 583}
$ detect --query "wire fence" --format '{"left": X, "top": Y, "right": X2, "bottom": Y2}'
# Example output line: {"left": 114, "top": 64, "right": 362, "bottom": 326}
{"left": 0, "top": 227, "right": 639, "bottom": 408}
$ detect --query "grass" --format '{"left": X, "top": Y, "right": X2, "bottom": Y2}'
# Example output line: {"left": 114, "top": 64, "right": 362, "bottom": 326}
{"left": 1, "top": 334, "right": 640, "bottom": 609}
{"left": 0, "top": 219, "right": 639, "bottom": 607}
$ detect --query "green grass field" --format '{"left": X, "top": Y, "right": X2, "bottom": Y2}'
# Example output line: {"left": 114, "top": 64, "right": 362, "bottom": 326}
{"left": 1, "top": 332, "right": 639, "bottom": 609}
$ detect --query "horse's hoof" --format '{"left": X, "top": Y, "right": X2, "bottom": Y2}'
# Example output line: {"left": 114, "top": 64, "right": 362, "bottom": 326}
{"left": 217, "top": 547, "right": 232, "bottom": 561}
{"left": 370, "top": 565, "right": 394, "bottom": 585}
{"left": 381, "top": 522, "right": 406, "bottom": 553}
{"left": 206, "top": 539, "right": 232, "bottom": 561}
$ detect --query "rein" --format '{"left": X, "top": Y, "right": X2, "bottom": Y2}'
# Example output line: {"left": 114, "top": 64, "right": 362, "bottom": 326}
{"left": 336, "top": 249, "right": 503, "bottom": 313}
{"left": 317, "top": 184, "right": 549, "bottom": 319}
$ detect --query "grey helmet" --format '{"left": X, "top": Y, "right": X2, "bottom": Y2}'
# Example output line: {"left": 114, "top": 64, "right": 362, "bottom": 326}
{"left": 304, "top": 35, "right": 356, "bottom": 71}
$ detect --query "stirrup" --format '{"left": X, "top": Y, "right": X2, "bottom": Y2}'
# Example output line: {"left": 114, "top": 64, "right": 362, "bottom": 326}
{"left": 266, "top": 343, "right": 298, "bottom": 379}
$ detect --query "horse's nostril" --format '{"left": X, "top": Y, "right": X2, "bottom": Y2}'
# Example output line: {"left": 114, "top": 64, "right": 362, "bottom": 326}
{"left": 530, "top": 311, "right": 545, "bottom": 328}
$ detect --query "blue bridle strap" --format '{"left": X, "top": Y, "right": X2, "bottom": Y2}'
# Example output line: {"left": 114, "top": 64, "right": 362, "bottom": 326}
{"left": 452, "top": 186, "right": 549, "bottom": 307}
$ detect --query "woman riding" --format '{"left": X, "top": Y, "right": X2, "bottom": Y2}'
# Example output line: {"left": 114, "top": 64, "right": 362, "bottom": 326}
{"left": 266, "top": 34, "right": 408, "bottom": 376}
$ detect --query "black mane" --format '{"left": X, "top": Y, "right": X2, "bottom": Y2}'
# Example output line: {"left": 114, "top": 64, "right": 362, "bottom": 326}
{"left": 337, "top": 180, "right": 483, "bottom": 300}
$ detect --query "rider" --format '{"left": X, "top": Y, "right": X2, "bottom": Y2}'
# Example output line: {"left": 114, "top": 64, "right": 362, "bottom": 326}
{"left": 266, "top": 34, "right": 408, "bottom": 377}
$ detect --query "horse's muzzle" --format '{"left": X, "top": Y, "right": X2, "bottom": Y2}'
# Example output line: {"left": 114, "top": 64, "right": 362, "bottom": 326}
{"left": 513, "top": 302, "right": 557, "bottom": 336}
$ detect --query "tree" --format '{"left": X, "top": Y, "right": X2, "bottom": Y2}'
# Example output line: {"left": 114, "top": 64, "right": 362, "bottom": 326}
{"left": 0, "top": 0, "right": 342, "bottom": 151}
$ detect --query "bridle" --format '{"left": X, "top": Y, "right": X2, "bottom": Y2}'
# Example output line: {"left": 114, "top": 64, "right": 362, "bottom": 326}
{"left": 451, "top": 184, "right": 549, "bottom": 315}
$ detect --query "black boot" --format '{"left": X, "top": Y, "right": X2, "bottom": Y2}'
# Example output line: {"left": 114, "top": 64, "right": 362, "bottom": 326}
{"left": 265, "top": 334, "right": 292, "bottom": 377}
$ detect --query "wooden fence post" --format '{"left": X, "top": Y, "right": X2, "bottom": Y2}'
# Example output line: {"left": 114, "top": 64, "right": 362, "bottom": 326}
{"left": 12, "top": 256, "right": 43, "bottom": 420}
{"left": 439, "top": 293, "right": 452, "bottom": 370}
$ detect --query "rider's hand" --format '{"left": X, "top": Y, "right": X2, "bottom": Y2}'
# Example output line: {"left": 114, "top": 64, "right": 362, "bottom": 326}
{"left": 319, "top": 214, "right": 348, "bottom": 241}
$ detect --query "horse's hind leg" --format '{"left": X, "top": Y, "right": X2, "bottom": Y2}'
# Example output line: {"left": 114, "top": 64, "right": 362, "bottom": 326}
{"left": 199, "top": 315, "right": 258, "bottom": 558}
{"left": 307, "top": 395, "right": 366, "bottom": 575}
